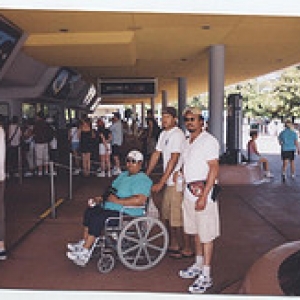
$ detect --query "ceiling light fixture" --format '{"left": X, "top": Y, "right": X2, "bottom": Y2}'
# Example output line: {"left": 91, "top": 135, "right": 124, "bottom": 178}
{"left": 202, "top": 25, "right": 210, "bottom": 30}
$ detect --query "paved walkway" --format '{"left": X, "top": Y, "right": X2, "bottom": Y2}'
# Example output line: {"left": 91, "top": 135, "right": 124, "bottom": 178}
{"left": 1, "top": 135, "right": 300, "bottom": 296}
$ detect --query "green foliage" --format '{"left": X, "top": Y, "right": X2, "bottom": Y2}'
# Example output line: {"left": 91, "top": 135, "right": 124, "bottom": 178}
{"left": 224, "top": 65, "right": 300, "bottom": 119}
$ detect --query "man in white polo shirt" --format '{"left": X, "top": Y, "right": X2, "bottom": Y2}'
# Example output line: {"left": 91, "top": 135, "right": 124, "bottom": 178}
{"left": 146, "top": 106, "right": 193, "bottom": 259}
{"left": 178, "top": 106, "right": 220, "bottom": 294}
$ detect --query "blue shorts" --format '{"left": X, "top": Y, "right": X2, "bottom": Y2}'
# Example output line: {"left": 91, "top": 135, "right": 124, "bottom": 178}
{"left": 71, "top": 141, "right": 80, "bottom": 152}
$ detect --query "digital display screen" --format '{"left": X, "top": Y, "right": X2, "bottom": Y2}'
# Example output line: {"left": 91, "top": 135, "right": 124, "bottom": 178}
{"left": 44, "top": 67, "right": 81, "bottom": 100}
{"left": 98, "top": 79, "right": 157, "bottom": 97}
{"left": 0, "top": 17, "right": 22, "bottom": 70}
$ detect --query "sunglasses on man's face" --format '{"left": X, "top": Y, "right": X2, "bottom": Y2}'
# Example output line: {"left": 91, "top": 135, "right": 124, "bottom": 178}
{"left": 184, "top": 117, "right": 196, "bottom": 122}
{"left": 126, "top": 158, "right": 141, "bottom": 164}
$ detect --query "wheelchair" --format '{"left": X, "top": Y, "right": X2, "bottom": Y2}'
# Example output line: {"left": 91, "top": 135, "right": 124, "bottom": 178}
{"left": 89, "top": 203, "right": 169, "bottom": 273}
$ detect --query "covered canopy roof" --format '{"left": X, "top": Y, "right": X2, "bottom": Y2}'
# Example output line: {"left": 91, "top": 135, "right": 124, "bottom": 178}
{"left": 1, "top": 2, "right": 300, "bottom": 104}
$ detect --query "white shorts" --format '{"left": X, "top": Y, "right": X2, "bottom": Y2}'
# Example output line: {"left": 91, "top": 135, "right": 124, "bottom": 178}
{"left": 35, "top": 143, "right": 49, "bottom": 167}
{"left": 99, "top": 143, "right": 111, "bottom": 155}
{"left": 182, "top": 197, "right": 220, "bottom": 243}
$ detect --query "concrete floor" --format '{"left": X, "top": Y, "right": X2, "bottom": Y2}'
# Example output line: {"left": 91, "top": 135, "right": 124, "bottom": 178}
{"left": 1, "top": 134, "right": 300, "bottom": 296}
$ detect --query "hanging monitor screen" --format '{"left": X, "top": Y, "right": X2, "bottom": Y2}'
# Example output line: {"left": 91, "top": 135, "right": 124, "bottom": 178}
{"left": 98, "top": 78, "right": 157, "bottom": 98}
{"left": 0, "top": 17, "right": 22, "bottom": 71}
{"left": 44, "top": 67, "right": 80, "bottom": 100}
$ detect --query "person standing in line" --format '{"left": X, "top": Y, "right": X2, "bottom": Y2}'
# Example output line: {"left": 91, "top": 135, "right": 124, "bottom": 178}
{"left": 110, "top": 112, "right": 123, "bottom": 176}
{"left": 79, "top": 117, "right": 93, "bottom": 177}
{"left": 146, "top": 106, "right": 193, "bottom": 259}
{"left": 0, "top": 115, "right": 7, "bottom": 259}
{"left": 278, "top": 119, "right": 300, "bottom": 181}
{"left": 32, "top": 111, "right": 54, "bottom": 176}
{"left": 178, "top": 106, "right": 220, "bottom": 294}
{"left": 6, "top": 116, "right": 21, "bottom": 177}
{"left": 68, "top": 119, "right": 81, "bottom": 175}
{"left": 97, "top": 119, "right": 112, "bottom": 178}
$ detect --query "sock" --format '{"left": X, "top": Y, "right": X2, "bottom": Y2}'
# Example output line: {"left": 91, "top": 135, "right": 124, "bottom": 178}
{"left": 195, "top": 255, "right": 203, "bottom": 267}
{"left": 202, "top": 265, "right": 211, "bottom": 278}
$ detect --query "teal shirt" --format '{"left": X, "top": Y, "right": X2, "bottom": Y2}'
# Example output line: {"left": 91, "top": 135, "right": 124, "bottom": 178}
{"left": 103, "top": 171, "right": 153, "bottom": 216}
{"left": 279, "top": 128, "right": 298, "bottom": 151}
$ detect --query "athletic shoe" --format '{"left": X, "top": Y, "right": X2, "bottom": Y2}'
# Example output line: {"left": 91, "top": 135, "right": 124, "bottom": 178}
{"left": 37, "top": 171, "right": 43, "bottom": 177}
{"left": 107, "top": 171, "right": 112, "bottom": 177}
{"left": 66, "top": 248, "right": 91, "bottom": 267}
{"left": 67, "top": 239, "right": 85, "bottom": 252}
{"left": 265, "top": 171, "right": 274, "bottom": 178}
{"left": 179, "top": 263, "right": 202, "bottom": 279}
{"left": 113, "top": 168, "right": 121, "bottom": 176}
{"left": 291, "top": 173, "right": 296, "bottom": 179}
{"left": 97, "top": 171, "right": 105, "bottom": 178}
{"left": 73, "top": 169, "right": 80, "bottom": 175}
{"left": 188, "top": 275, "right": 213, "bottom": 294}
{"left": 24, "top": 171, "right": 33, "bottom": 177}
{"left": 0, "top": 250, "right": 7, "bottom": 260}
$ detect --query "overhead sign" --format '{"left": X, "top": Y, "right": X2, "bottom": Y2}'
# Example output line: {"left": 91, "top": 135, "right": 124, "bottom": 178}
{"left": 98, "top": 78, "right": 157, "bottom": 98}
{"left": 0, "top": 16, "right": 22, "bottom": 71}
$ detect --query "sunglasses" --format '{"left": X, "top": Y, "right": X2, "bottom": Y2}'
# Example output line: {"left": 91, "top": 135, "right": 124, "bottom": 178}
{"left": 126, "top": 158, "right": 141, "bottom": 164}
{"left": 184, "top": 117, "right": 196, "bottom": 122}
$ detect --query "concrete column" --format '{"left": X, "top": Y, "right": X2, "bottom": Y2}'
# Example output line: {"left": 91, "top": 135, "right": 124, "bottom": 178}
{"left": 209, "top": 45, "right": 225, "bottom": 153}
{"left": 162, "top": 90, "right": 168, "bottom": 109}
{"left": 150, "top": 97, "right": 155, "bottom": 114}
{"left": 141, "top": 102, "right": 145, "bottom": 128}
{"left": 178, "top": 77, "right": 187, "bottom": 129}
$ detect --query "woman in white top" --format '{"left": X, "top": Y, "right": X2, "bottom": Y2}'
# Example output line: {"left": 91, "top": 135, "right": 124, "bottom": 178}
{"left": 68, "top": 120, "right": 80, "bottom": 175}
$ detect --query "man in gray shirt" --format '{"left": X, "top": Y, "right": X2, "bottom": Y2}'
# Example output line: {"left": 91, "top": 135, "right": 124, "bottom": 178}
{"left": 110, "top": 112, "right": 123, "bottom": 175}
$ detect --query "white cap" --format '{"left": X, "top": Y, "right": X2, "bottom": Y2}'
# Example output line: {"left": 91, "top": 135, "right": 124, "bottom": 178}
{"left": 127, "top": 150, "right": 144, "bottom": 162}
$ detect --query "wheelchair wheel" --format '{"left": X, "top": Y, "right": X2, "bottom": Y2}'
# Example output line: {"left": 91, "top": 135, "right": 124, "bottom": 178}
{"left": 117, "top": 216, "right": 168, "bottom": 271}
{"left": 97, "top": 253, "right": 115, "bottom": 273}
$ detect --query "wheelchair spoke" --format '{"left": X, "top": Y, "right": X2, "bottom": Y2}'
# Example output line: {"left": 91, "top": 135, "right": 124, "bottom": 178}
{"left": 132, "top": 246, "right": 144, "bottom": 266}
{"left": 122, "top": 242, "right": 140, "bottom": 255}
{"left": 147, "top": 231, "right": 165, "bottom": 243}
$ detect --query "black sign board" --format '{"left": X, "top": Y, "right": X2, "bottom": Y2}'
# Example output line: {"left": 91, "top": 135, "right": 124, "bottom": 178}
{"left": 0, "top": 16, "right": 22, "bottom": 70}
{"left": 98, "top": 79, "right": 157, "bottom": 98}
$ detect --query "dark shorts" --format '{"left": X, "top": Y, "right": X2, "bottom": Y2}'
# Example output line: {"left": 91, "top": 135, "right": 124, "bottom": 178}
{"left": 83, "top": 206, "right": 120, "bottom": 237}
{"left": 112, "top": 144, "right": 121, "bottom": 157}
{"left": 281, "top": 150, "right": 295, "bottom": 161}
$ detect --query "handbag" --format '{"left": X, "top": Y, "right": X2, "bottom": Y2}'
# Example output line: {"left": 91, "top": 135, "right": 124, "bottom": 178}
{"left": 187, "top": 180, "right": 221, "bottom": 202}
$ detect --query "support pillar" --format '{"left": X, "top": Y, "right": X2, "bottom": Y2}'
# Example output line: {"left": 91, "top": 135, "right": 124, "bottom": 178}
{"left": 162, "top": 90, "right": 168, "bottom": 109}
{"left": 178, "top": 77, "right": 187, "bottom": 129}
{"left": 209, "top": 45, "right": 225, "bottom": 153}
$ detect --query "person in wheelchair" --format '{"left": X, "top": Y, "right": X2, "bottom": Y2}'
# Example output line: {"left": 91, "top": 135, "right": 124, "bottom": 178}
{"left": 66, "top": 150, "right": 152, "bottom": 266}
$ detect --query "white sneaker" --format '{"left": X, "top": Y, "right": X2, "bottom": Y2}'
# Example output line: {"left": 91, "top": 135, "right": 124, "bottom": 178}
{"left": 265, "top": 171, "right": 274, "bottom": 178}
{"left": 24, "top": 171, "right": 33, "bottom": 178}
{"left": 67, "top": 239, "right": 85, "bottom": 252}
{"left": 0, "top": 250, "right": 7, "bottom": 260}
{"left": 113, "top": 168, "right": 121, "bottom": 176}
{"left": 291, "top": 173, "right": 296, "bottom": 179}
{"left": 179, "top": 263, "right": 202, "bottom": 279}
{"left": 66, "top": 248, "right": 91, "bottom": 267}
{"left": 97, "top": 171, "right": 105, "bottom": 178}
{"left": 38, "top": 171, "right": 43, "bottom": 177}
{"left": 73, "top": 169, "right": 80, "bottom": 175}
{"left": 107, "top": 171, "right": 112, "bottom": 177}
{"left": 188, "top": 275, "right": 213, "bottom": 294}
